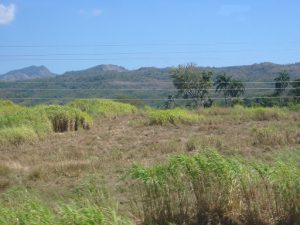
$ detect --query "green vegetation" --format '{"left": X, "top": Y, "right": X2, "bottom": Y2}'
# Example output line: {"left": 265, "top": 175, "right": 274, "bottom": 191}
{"left": 171, "top": 63, "right": 213, "bottom": 107}
{"left": 0, "top": 188, "right": 133, "bottom": 225}
{"left": 0, "top": 107, "right": 53, "bottom": 136}
{"left": 1, "top": 63, "right": 300, "bottom": 107}
{"left": 232, "top": 106, "right": 288, "bottom": 121}
{"left": 0, "top": 126, "right": 38, "bottom": 145}
{"left": 0, "top": 101, "right": 93, "bottom": 144}
{"left": 148, "top": 108, "right": 203, "bottom": 125}
{"left": 274, "top": 70, "right": 290, "bottom": 97}
{"left": 215, "top": 73, "right": 245, "bottom": 105}
{"left": 68, "top": 99, "right": 137, "bottom": 118}
{"left": 0, "top": 100, "right": 23, "bottom": 115}
{"left": 252, "top": 126, "right": 299, "bottom": 146}
{"left": 130, "top": 150, "right": 300, "bottom": 225}
{"left": 40, "top": 105, "right": 92, "bottom": 132}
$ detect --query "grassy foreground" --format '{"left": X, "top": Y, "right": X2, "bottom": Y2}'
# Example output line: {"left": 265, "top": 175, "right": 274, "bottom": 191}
{"left": 0, "top": 99, "right": 299, "bottom": 224}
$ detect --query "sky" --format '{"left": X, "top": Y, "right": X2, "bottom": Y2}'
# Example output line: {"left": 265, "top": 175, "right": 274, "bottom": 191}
{"left": 0, "top": 0, "right": 300, "bottom": 74}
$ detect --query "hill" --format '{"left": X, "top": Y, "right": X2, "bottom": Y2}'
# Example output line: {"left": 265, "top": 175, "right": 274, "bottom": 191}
{"left": 0, "top": 66, "right": 56, "bottom": 81}
{"left": 0, "top": 62, "right": 299, "bottom": 105}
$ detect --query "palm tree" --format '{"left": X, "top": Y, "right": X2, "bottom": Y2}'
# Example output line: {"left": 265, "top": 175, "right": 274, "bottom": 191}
{"left": 228, "top": 80, "right": 245, "bottom": 98}
{"left": 274, "top": 70, "right": 290, "bottom": 104}
{"left": 215, "top": 74, "right": 245, "bottom": 106}
{"left": 274, "top": 71, "right": 290, "bottom": 95}
{"left": 214, "top": 73, "right": 231, "bottom": 105}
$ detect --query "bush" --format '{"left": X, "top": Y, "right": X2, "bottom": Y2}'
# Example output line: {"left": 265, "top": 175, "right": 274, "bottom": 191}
{"left": 68, "top": 99, "right": 137, "bottom": 118}
{"left": 130, "top": 151, "right": 300, "bottom": 225}
{"left": 148, "top": 108, "right": 204, "bottom": 125}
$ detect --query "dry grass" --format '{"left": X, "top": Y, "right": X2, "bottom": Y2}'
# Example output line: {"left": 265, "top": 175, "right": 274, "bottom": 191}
{"left": 0, "top": 105, "right": 299, "bottom": 224}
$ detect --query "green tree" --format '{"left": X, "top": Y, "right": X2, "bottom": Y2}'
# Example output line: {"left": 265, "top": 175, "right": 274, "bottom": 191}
{"left": 171, "top": 63, "right": 213, "bottom": 107}
{"left": 274, "top": 70, "right": 290, "bottom": 96}
{"left": 164, "top": 95, "right": 176, "bottom": 109}
{"left": 274, "top": 70, "right": 290, "bottom": 105}
{"left": 215, "top": 73, "right": 231, "bottom": 105}
{"left": 228, "top": 79, "right": 245, "bottom": 98}
{"left": 290, "top": 79, "right": 300, "bottom": 103}
{"left": 215, "top": 73, "right": 245, "bottom": 106}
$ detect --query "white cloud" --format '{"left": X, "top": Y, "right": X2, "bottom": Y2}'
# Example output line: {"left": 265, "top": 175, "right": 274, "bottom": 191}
{"left": 0, "top": 3, "right": 16, "bottom": 25}
{"left": 218, "top": 4, "right": 251, "bottom": 17}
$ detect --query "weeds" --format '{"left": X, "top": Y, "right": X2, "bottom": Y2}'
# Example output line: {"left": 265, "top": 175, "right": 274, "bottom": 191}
{"left": 234, "top": 106, "right": 288, "bottom": 121}
{"left": 148, "top": 108, "right": 204, "bottom": 125}
{"left": 0, "top": 126, "right": 38, "bottom": 145}
{"left": 252, "top": 126, "right": 300, "bottom": 146}
{"left": 0, "top": 100, "right": 23, "bottom": 115}
{"left": 68, "top": 99, "right": 137, "bottom": 118}
{"left": 0, "top": 187, "right": 134, "bottom": 225}
{"left": 0, "top": 102, "right": 93, "bottom": 144}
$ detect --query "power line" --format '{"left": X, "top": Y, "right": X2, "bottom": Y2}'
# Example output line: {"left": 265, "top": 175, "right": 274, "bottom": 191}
{"left": 0, "top": 88, "right": 298, "bottom": 91}
{"left": 1, "top": 41, "right": 300, "bottom": 48}
{"left": 3, "top": 96, "right": 300, "bottom": 101}
{"left": 1, "top": 81, "right": 299, "bottom": 84}
{"left": 1, "top": 49, "right": 300, "bottom": 57}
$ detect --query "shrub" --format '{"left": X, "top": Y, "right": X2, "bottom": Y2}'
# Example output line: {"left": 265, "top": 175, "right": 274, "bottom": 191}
{"left": 130, "top": 150, "right": 300, "bottom": 225}
{"left": 148, "top": 108, "right": 204, "bottom": 125}
{"left": 68, "top": 99, "right": 137, "bottom": 118}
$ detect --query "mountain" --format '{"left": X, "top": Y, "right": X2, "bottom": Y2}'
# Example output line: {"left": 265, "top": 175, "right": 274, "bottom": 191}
{"left": 0, "top": 62, "right": 299, "bottom": 106}
{"left": 0, "top": 66, "right": 56, "bottom": 81}
{"left": 63, "top": 64, "right": 127, "bottom": 77}
{"left": 204, "top": 62, "right": 300, "bottom": 81}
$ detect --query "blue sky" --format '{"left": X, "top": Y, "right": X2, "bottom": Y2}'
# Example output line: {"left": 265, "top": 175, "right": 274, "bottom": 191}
{"left": 0, "top": 0, "right": 300, "bottom": 74}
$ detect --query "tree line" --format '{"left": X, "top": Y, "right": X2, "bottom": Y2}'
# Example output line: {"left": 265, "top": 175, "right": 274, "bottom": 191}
{"left": 165, "top": 63, "right": 300, "bottom": 108}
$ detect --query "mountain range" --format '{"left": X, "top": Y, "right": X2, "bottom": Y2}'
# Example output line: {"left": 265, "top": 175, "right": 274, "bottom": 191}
{"left": 0, "top": 62, "right": 299, "bottom": 106}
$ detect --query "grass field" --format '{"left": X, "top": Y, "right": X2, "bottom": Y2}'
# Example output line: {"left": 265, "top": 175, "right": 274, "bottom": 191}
{"left": 0, "top": 99, "right": 299, "bottom": 225}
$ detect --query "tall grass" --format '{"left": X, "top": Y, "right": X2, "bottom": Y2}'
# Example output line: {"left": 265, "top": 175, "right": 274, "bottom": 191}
{"left": 233, "top": 106, "right": 288, "bottom": 121}
{"left": 0, "top": 188, "right": 133, "bottom": 225}
{"left": 197, "top": 106, "right": 288, "bottom": 122}
{"left": 0, "top": 107, "right": 53, "bottom": 136}
{"left": 130, "top": 150, "right": 300, "bottom": 225}
{"left": 40, "top": 105, "right": 92, "bottom": 132}
{"left": 0, "top": 126, "right": 38, "bottom": 145}
{"left": 148, "top": 108, "right": 204, "bottom": 125}
{"left": 0, "top": 103, "right": 93, "bottom": 144}
{"left": 252, "top": 126, "right": 300, "bottom": 146}
{"left": 68, "top": 99, "right": 137, "bottom": 118}
{"left": 0, "top": 100, "right": 24, "bottom": 115}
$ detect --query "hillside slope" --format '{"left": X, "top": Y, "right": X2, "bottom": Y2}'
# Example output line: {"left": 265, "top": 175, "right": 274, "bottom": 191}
{"left": 0, "top": 66, "right": 56, "bottom": 81}
{"left": 0, "top": 63, "right": 299, "bottom": 105}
